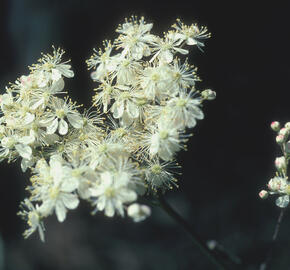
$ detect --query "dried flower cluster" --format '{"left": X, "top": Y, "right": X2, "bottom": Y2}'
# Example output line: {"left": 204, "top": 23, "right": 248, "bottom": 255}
{"left": 259, "top": 122, "right": 290, "bottom": 207}
{"left": 0, "top": 16, "right": 214, "bottom": 242}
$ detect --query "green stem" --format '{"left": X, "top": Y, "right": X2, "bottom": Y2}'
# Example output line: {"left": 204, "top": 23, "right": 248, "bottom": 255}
{"left": 260, "top": 208, "right": 285, "bottom": 270}
{"left": 157, "top": 194, "right": 228, "bottom": 270}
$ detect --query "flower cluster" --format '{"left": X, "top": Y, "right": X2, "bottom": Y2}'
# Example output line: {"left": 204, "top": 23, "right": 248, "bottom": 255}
{"left": 1, "top": 16, "right": 213, "bottom": 242}
{"left": 87, "top": 16, "right": 214, "bottom": 188}
{"left": 259, "top": 122, "right": 290, "bottom": 207}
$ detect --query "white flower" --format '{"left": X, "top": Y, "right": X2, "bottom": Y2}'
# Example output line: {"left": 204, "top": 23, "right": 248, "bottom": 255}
{"left": 87, "top": 41, "right": 118, "bottom": 81}
{"left": 114, "top": 57, "right": 141, "bottom": 85}
{"left": 35, "top": 156, "right": 80, "bottom": 222}
{"left": 90, "top": 171, "right": 137, "bottom": 217}
{"left": 267, "top": 176, "right": 287, "bottom": 192}
{"left": 30, "top": 78, "right": 65, "bottom": 110}
{"left": 164, "top": 89, "right": 204, "bottom": 129}
{"left": 93, "top": 80, "right": 116, "bottom": 112}
{"left": 139, "top": 64, "right": 171, "bottom": 101}
{"left": 115, "top": 16, "right": 155, "bottom": 60}
{"left": 172, "top": 19, "right": 211, "bottom": 49}
{"left": 170, "top": 58, "right": 198, "bottom": 90}
{"left": 150, "top": 33, "right": 189, "bottom": 63}
{"left": 0, "top": 131, "right": 34, "bottom": 160}
{"left": 88, "top": 137, "right": 129, "bottom": 169}
{"left": 148, "top": 123, "right": 182, "bottom": 161}
{"left": 32, "top": 47, "right": 74, "bottom": 80}
{"left": 18, "top": 199, "right": 45, "bottom": 242}
{"left": 40, "top": 97, "right": 83, "bottom": 135}
{"left": 111, "top": 89, "right": 139, "bottom": 121}
{"left": 144, "top": 159, "right": 179, "bottom": 190}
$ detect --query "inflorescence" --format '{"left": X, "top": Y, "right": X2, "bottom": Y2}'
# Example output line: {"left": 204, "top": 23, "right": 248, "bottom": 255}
{"left": 259, "top": 122, "right": 290, "bottom": 207}
{"left": 0, "top": 16, "right": 214, "bottom": 241}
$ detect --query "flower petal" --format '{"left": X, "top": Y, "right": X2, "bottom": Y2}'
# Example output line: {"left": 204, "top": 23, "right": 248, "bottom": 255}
{"left": 127, "top": 101, "right": 139, "bottom": 118}
{"left": 46, "top": 118, "right": 58, "bottom": 134}
{"left": 58, "top": 119, "right": 68, "bottom": 135}
{"left": 55, "top": 201, "right": 67, "bottom": 222}
{"left": 15, "top": 144, "right": 32, "bottom": 160}
{"left": 62, "top": 193, "right": 79, "bottom": 210}
{"left": 67, "top": 113, "right": 83, "bottom": 129}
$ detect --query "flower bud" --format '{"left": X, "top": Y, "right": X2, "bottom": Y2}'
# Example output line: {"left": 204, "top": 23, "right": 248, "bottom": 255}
{"left": 285, "top": 122, "right": 290, "bottom": 130}
{"left": 90, "top": 71, "right": 98, "bottom": 81}
{"left": 275, "top": 156, "right": 286, "bottom": 171}
{"left": 201, "top": 89, "right": 216, "bottom": 100}
{"left": 259, "top": 190, "right": 268, "bottom": 199}
{"left": 276, "top": 134, "right": 284, "bottom": 144}
{"left": 279, "top": 127, "right": 288, "bottom": 137}
{"left": 207, "top": 240, "right": 217, "bottom": 250}
{"left": 270, "top": 121, "right": 280, "bottom": 132}
{"left": 286, "top": 140, "right": 290, "bottom": 154}
{"left": 127, "top": 203, "right": 151, "bottom": 222}
{"left": 268, "top": 177, "right": 282, "bottom": 191}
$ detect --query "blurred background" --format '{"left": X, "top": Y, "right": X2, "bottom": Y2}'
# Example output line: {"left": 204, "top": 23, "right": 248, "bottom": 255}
{"left": 0, "top": 0, "right": 290, "bottom": 269}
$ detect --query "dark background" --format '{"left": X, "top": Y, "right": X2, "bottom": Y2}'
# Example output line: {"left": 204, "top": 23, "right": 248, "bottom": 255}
{"left": 0, "top": 1, "right": 290, "bottom": 269}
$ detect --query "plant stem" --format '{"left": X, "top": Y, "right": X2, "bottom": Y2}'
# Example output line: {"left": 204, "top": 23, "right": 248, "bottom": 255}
{"left": 260, "top": 208, "right": 285, "bottom": 270}
{"left": 157, "top": 194, "right": 228, "bottom": 270}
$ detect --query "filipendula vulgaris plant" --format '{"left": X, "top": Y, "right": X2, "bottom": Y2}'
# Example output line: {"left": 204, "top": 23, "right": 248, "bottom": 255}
{"left": 1, "top": 17, "right": 215, "bottom": 246}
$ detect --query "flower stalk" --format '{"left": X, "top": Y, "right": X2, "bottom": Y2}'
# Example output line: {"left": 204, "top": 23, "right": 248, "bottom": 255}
{"left": 157, "top": 194, "right": 229, "bottom": 270}
{"left": 260, "top": 209, "right": 286, "bottom": 270}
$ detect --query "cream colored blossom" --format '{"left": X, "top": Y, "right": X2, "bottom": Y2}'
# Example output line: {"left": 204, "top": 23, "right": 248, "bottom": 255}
{"left": 0, "top": 16, "right": 213, "bottom": 242}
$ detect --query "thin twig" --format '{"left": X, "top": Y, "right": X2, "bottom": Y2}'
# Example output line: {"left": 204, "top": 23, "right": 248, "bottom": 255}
{"left": 260, "top": 208, "right": 285, "bottom": 270}
{"left": 157, "top": 194, "right": 229, "bottom": 270}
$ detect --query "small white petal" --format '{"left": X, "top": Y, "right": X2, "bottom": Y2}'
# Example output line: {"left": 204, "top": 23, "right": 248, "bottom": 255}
{"left": 51, "top": 69, "right": 62, "bottom": 81}
{"left": 31, "top": 98, "right": 44, "bottom": 110}
{"left": 46, "top": 118, "right": 58, "bottom": 134}
{"left": 186, "top": 116, "right": 197, "bottom": 128}
{"left": 97, "top": 196, "right": 106, "bottom": 211}
{"left": 174, "top": 47, "right": 189, "bottom": 55}
{"left": 24, "top": 113, "right": 35, "bottom": 125}
{"left": 57, "top": 64, "right": 74, "bottom": 78}
{"left": 127, "top": 101, "right": 139, "bottom": 118}
{"left": 105, "top": 201, "right": 115, "bottom": 217}
{"left": 58, "top": 119, "right": 68, "bottom": 135}
{"left": 55, "top": 201, "right": 67, "bottom": 222}
{"left": 62, "top": 193, "right": 79, "bottom": 209}
{"left": 67, "top": 113, "right": 83, "bottom": 129}
{"left": 51, "top": 78, "right": 65, "bottom": 94}
{"left": 15, "top": 144, "right": 32, "bottom": 160}
{"left": 112, "top": 101, "right": 124, "bottom": 119}
{"left": 61, "top": 177, "right": 79, "bottom": 192}
{"left": 21, "top": 158, "right": 34, "bottom": 172}
{"left": 119, "top": 189, "right": 137, "bottom": 203}
{"left": 186, "top": 37, "right": 197, "bottom": 45}
{"left": 101, "top": 172, "right": 114, "bottom": 186}
{"left": 161, "top": 50, "right": 173, "bottom": 63}
{"left": 18, "top": 134, "right": 35, "bottom": 145}
{"left": 39, "top": 200, "right": 54, "bottom": 217}
{"left": 189, "top": 106, "right": 204, "bottom": 120}
{"left": 149, "top": 134, "right": 160, "bottom": 155}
